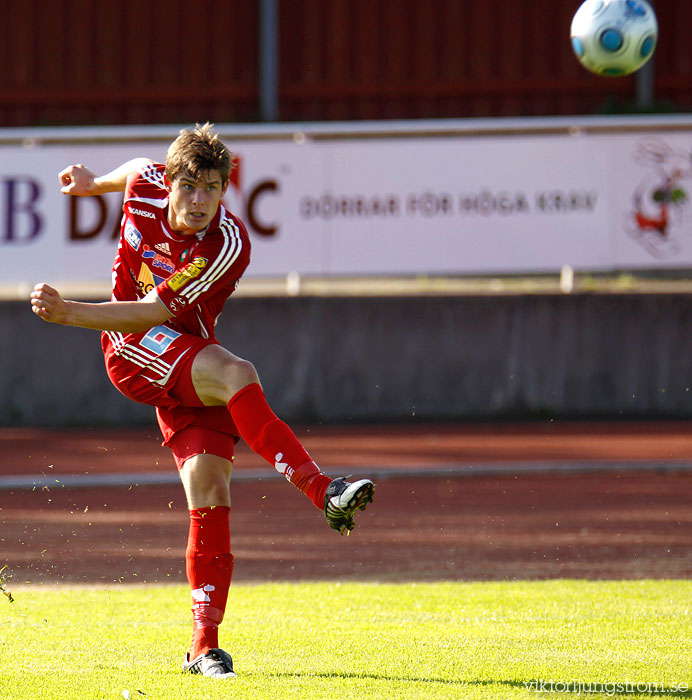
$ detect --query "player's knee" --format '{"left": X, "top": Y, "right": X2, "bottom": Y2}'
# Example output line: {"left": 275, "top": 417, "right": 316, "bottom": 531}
{"left": 222, "top": 357, "right": 258, "bottom": 390}
{"left": 180, "top": 455, "right": 232, "bottom": 508}
{"left": 191, "top": 346, "right": 260, "bottom": 405}
{"left": 231, "top": 360, "right": 259, "bottom": 384}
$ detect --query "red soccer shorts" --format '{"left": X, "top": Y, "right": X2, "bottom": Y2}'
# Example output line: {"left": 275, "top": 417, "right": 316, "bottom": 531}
{"left": 101, "top": 327, "right": 238, "bottom": 469}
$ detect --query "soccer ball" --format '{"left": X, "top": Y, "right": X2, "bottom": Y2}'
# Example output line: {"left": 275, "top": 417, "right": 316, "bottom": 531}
{"left": 570, "top": 0, "right": 658, "bottom": 77}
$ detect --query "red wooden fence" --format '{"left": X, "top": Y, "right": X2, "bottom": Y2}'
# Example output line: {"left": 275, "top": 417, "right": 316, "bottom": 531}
{"left": 0, "top": 0, "right": 688, "bottom": 127}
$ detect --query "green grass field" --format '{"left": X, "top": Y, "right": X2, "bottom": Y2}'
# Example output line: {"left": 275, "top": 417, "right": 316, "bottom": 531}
{"left": 1, "top": 580, "right": 690, "bottom": 700}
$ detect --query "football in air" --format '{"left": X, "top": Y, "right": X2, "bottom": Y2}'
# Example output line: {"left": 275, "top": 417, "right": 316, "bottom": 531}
{"left": 570, "top": 0, "right": 658, "bottom": 76}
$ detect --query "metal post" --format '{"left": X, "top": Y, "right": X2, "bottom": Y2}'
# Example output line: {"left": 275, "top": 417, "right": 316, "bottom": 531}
{"left": 635, "top": 0, "right": 655, "bottom": 111}
{"left": 259, "top": 0, "right": 279, "bottom": 122}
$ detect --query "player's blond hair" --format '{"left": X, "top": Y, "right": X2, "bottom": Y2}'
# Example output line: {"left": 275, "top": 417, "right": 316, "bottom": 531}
{"left": 165, "top": 122, "right": 233, "bottom": 185}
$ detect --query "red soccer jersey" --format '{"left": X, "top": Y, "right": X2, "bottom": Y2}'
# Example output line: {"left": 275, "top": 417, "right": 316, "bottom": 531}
{"left": 112, "top": 162, "right": 250, "bottom": 340}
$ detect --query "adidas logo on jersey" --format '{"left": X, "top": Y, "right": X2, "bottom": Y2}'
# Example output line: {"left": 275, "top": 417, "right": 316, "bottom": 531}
{"left": 130, "top": 207, "right": 156, "bottom": 219}
{"left": 155, "top": 242, "right": 171, "bottom": 255}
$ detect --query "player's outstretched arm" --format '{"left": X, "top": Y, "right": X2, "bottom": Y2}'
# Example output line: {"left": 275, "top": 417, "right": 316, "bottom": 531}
{"left": 59, "top": 158, "right": 154, "bottom": 196}
{"left": 30, "top": 282, "right": 172, "bottom": 333}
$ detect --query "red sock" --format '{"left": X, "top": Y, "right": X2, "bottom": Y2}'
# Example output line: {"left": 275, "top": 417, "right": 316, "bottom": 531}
{"left": 228, "top": 383, "right": 332, "bottom": 509}
{"left": 186, "top": 506, "right": 233, "bottom": 659}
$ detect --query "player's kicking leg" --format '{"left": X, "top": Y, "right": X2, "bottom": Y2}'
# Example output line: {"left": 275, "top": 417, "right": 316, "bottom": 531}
{"left": 191, "top": 345, "right": 376, "bottom": 534}
{"left": 228, "top": 383, "right": 376, "bottom": 533}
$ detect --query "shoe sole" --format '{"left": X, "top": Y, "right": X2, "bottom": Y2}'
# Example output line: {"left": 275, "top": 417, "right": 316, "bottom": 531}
{"left": 328, "top": 480, "right": 375, "bottom": 535}
{"left": 350, "top": 480, "right": 375, "bottom": 512}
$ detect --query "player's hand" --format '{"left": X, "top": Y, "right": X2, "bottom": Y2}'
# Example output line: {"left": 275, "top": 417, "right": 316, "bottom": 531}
{"left": 30, "top": 283, "right": 69, "bottom": 324}
{"left": 58, "top": 164, "right": 98, "bottom": 196}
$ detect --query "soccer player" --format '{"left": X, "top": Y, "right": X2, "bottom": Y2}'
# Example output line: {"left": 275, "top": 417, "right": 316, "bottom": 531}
{"left": 30, "top": 123, "right": 374, "bottom": 679}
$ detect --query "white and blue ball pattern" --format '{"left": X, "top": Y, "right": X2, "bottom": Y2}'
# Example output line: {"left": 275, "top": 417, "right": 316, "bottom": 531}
{"left": 571, "top": 0, "right": 658, "bottom": 77}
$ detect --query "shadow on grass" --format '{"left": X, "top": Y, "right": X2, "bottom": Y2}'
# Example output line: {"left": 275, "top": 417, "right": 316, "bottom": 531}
{"left": 268, "top": 673, "right": 692, "bottom": 697}
{"left": 267, "top": 671, "right": 464, "bottom": 685}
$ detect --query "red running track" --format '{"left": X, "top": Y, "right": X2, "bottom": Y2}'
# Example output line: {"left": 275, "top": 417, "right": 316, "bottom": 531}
{"left": 1, "top": 421, "right": 691, "bottom": 584}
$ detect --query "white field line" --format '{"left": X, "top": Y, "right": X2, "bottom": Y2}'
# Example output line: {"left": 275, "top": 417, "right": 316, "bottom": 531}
{"left": 1, "top": 460, "right": 692, "bottom": 490}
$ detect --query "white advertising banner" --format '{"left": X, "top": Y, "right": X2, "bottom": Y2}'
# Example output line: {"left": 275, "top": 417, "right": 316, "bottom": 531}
{"left": 1, "top": 117, "right": 691, "bottom": 288}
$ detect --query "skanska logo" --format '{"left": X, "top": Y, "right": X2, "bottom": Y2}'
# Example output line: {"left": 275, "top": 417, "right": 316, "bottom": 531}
{"left": 130, "top": 207, "right": 156, "bottom": 219}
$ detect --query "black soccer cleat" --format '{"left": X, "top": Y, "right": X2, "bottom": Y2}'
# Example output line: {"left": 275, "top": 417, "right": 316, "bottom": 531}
{"left": 182, "top": 648, "right": 237, "bottom": 679}
{"left": 324, "top": 476, "right": 375, "bottom": 535}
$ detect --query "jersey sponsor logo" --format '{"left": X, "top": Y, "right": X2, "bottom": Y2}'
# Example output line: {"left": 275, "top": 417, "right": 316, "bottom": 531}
{"left": 155, "top": 242, "right": 171, "bottom": 255}
{"left": 166, "top": 256, "right": 208, "bottom": 291}
{"left": 142, "top": 245, "right": 175, "bottom": 274}
{"left": 124, "top": 221, "right": 141, "bottom": 251}
{"left": 137, "top": 262, "right": 165, "bottom": 295}
{"left": 129, "top": 206, "right": 156, "bottom": 219}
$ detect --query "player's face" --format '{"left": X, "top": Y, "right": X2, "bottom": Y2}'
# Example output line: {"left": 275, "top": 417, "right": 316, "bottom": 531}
{"left": 167, "top": 169, "right": 228, "bottom": 234}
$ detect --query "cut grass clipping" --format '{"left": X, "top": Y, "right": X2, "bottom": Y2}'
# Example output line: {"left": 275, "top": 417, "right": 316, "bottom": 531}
{"left": 1, "top": 580, "right": 690, "bottom": 700}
